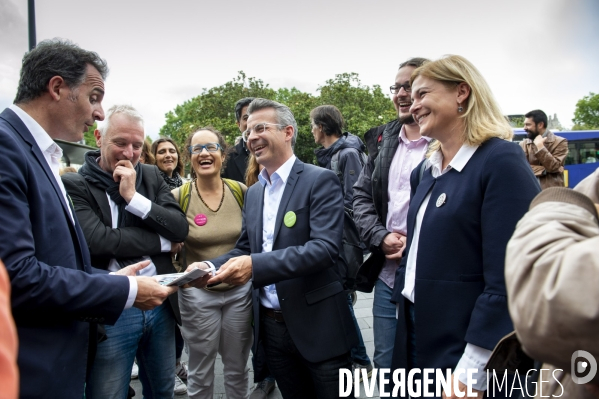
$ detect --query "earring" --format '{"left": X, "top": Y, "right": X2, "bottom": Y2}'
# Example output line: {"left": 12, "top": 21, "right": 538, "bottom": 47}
{"left": 458, "top": 104, "right": 464, "bottom": 113}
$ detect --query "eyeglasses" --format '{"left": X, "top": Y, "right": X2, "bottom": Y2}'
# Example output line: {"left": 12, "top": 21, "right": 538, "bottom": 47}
{"left": 390, "top": 83, "right": 411, "bottom": 94}
{"left": 188, "top": 143, "right": 221, "bottom": 154}
{"left": 242, "top": 122, "right": 285, "bottom": 142}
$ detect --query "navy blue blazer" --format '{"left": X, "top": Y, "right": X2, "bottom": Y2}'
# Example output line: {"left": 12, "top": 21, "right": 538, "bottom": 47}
{"left": 390, "top": 138, "right": 540, "bottom": 380}
{"left": 210, "top": 158, "right": 358, "bottom": 363}
{"left": 0, "top": 108, "right": 130, "bottom": 398}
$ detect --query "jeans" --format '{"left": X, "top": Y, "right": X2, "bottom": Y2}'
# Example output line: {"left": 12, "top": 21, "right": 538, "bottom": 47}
{"left": 86, "top": 302, "right": 176, "bottom": 399}
{"left": 347, "top": 294, "right": 371, "bottom": 365}
{"left": 260, "top": 314, "right": 354, "bottom": 399}
{"left": 372, "top": 279, "right": 397, "bottom": 369}
{"left": 175, "top": 325, "right": 184, "bottom": 361}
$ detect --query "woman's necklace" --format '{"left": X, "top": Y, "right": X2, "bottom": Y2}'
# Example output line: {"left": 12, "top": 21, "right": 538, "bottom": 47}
{"left": 194, "top": 179, "right": 225, "bottom": 213}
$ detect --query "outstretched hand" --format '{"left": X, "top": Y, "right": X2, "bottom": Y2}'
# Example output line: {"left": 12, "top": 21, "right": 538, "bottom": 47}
{"left": 182, "top": 262, "right": 213, "bottom": 289}
{"left": 133, "top": 276, "right": 178, "bottom": 310}
{"left": 114, "top": 259, "right": 151, "bottom": 276}
{"left": 206, "top": 256, "right": 252, "bottom": 286}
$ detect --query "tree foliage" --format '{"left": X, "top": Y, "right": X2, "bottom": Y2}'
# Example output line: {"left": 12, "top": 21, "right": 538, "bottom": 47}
{"left": 316, "top": 73, "right": 396, "bottom": 140}
{"left": 159, "top": 71, "right": 396, "bottom": 164}
{"left": 84, "top": 122, "right": 98, "bottom": 147}
{"left": 572, "top": 92, "right": 599, "bottom": 130}
{"left": 160, "top": 72, "right": 276, "bottom": 149}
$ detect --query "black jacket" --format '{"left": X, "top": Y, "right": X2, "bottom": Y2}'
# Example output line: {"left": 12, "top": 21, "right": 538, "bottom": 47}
{"left": 222, "top": 140, "right": 249, "bottom": 183}
{"left": 352, "top": 120, "right": 402, "bottom": 252}
{"left": 315, "top": 132, "right": 366, "bottom": 210}
{"left": 62, "top": 164, "right": 188, "bottom": 324}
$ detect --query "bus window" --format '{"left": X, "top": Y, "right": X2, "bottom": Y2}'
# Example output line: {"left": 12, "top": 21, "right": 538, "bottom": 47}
{"left": 565, "top": 142, "right": 577, "bottom": 165}
{"left": 579, "top": 141, "right": 599, "bottom": 164}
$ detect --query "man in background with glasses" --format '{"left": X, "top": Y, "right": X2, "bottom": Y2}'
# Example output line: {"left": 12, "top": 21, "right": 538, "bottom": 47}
{"left": 353, "top": 57, "right": 430, "bottom": 378}
{"left": 187, "top": 98, "right": 359, "bottom": 398}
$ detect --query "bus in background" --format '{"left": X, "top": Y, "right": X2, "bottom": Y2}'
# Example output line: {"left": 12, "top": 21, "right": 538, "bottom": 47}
{"left": 512, "top": 129, "right": 599, "bottom": 188}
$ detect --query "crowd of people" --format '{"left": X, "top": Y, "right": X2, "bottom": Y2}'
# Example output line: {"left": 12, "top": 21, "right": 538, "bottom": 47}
{"left": 0, "top": 37, "right": 597, "bottom": 399}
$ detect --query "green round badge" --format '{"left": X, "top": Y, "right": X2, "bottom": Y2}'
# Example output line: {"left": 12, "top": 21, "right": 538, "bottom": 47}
{"left": 284, "top": 211, "right": 297, "bottom": 228}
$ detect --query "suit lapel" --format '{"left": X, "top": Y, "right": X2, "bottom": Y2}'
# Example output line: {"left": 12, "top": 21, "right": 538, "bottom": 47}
{"left": 252, "top": 184, "right": 265, "bottom": 252}
{"left": 87, "top": 181, "right": 113, "bottom": 226}
{"left": 3, "top": 109, "right": 75, "bottom": 228}
{"left": 1, "top": 109, "right": 90, "bottom": 269}
{"left": 407, "top": 169, "right": 436, "bottom": 233}
{"left": 273, "top": 159, "right": 303, "bottom": 244}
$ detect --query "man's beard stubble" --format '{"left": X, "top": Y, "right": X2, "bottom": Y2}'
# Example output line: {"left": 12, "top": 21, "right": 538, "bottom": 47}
{"left": 526, "top": 129, "right": 538, "bottom": 140}
{"left": 399, "top": 113, "right": 415, "bottom": 125}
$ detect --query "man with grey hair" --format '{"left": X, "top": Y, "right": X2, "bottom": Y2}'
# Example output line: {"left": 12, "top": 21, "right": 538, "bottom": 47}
{"left": 0, "top": 39, "right": 178, "bottom": 398}
{"left": 187, "top": 98, "right": 358, "bottom": 398}
{"left": 63, "top": 104, "right": 188, "bottom": 398}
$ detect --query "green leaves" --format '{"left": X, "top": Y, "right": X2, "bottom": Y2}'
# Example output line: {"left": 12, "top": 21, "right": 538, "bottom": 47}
{"left": 84, "top": 122, "right": 98, "bottom": 147}
{"left": 572, "top": 92, "right": 599, "bottom": 130}
{"left": 159, "top": 71, "right": 396, "bottom": 164}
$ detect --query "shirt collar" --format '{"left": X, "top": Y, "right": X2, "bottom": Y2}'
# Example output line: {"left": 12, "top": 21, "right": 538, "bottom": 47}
{"left": 429, "top": 143, "right": 478, "bottom": 175}
{"left": 258, "top": 155, "right": 297, "bottom": 187}
{"left": 398, "top": 124, "right": 432, "bottom": 146}
{"left": 9, "top": 104, "right": 63, "bottom": 159}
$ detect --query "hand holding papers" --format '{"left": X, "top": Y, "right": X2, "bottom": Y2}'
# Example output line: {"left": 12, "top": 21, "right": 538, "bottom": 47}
{"left": 206, "top": 255, "right": 253, "bottom": 286}
{"left": 155, "top": 263, "right": 216, "bottom": 287}
{"left": 173, "top": 262, "right": 216, "bottom": 288}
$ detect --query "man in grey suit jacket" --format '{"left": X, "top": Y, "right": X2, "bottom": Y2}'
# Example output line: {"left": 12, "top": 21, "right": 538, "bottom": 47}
{"left": 189, "top": 98, "right": 358, "bottom": 399}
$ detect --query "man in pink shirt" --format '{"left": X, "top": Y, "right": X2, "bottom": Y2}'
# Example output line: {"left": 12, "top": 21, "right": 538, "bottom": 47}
{"left": 353, "top": 57, "right": 430, "bottom": 372}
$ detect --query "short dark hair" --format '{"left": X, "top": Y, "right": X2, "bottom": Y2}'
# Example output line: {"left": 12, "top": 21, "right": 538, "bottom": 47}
{"left": 14, "top": 38, "right": 109, "bottom": 104}
{"left": 151, "top": 137, "right": 185, "bottom": 176}
{"left": 525, "top": 110, "right": 548, "bottom": 129}
{"left": 398, "top": 57, "right": 429, "bottom": 70}
{"left": 309, "top": 105, "right": 344, "bottom": 137}
{"left": 234, "top": 97, "right": 255, "bottom": 122}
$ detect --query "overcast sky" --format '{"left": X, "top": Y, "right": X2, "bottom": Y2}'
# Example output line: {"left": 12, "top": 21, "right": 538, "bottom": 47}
{"left": 1, "top": 0, "right": 598, "bottom": 138}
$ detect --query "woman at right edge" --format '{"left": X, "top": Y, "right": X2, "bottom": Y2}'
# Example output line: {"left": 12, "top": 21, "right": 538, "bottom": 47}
{"left": 389, "top": 55, "right": 540, "bottom": 398}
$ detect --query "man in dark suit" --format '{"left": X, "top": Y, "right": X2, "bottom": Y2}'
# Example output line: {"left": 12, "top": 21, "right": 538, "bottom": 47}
{"left": 221, "top": 97, "right": 254, "bottom": 183}
{"left": 0, "top": 39, "right": 177, "bottom": 398}
{"left": 62, "top": 104, "right": 188, "bottom": 398}
{"left": 189, "top": 98, "right": 358, "bottom": 399}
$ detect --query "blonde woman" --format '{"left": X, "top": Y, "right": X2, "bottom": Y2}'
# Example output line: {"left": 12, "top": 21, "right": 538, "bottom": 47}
{"left": 173, "top": 127, "right": 252, "bottom": 399}
{"left": 390, "top": 55, "right": 540, "bottom": 398}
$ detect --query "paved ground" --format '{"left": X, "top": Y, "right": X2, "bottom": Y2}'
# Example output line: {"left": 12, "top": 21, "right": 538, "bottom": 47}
{"left": 131, "top": 291, "right": 380, "bottom": 398}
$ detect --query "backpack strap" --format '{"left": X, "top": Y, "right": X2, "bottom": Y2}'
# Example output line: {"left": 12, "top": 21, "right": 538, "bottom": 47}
{"left": 331, "top": 148, "right": 368, "bottom": 193}
{"left": 330, "top": 151, "right": 343, "bottom": 180}
{"left": 223, "top": 178, "right": 245, "bottom": 209}
{"left": 178, "top": 181, "right": 193, "bottom": 214}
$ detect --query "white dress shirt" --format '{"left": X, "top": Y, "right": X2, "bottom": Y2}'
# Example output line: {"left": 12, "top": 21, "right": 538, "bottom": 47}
{"left": 9, "top": 105, "right": 139, "bottom": 310}
{"left": 401, "top": 144, "right": 491, "bottom": 391}
{"left": 258, "top": 155, "right": 297, "bottom": 310}
{"left": 9, "top": 105, "right": 75, "bottom": 224}
{"left": 104, "top": 189, "right": 172, "bottom": 276}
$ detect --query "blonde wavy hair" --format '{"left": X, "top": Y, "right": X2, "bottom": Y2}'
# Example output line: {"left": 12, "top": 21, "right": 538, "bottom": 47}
{"left": 410, "top": 55, "right": 512, "bottom": 154}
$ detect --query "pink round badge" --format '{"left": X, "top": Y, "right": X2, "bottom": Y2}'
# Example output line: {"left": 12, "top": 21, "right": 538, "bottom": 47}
{"left": 194, "top": 214, "right": 207, "bottom": 226}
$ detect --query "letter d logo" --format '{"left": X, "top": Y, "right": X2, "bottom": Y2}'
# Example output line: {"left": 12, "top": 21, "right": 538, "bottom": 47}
{"left": 571, "top": 350, "right": 597, "bottom": 384}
